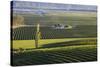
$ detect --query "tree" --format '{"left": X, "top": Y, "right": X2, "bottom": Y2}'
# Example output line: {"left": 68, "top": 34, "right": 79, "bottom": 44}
{"left": 35, "top": 24, "right": 41, "bottom": 48}
{"left": 12, "top": 15, "right": 24, "bottom": 28}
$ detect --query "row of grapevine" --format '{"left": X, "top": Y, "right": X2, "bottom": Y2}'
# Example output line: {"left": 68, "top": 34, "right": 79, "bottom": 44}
{"left": 12, "top": 26, "right": 97, "bottom": 40}
{"left": 12, "top": 45, "right": 97, "bottom": 66}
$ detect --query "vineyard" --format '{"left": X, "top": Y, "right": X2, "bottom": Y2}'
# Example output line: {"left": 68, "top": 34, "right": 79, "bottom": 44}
{"left": 12, "top": 43, "right": 97, "bottom": 66}
{"left": 11, "top": 37, "right": 97, "bottom": 66}
{"left": 12, "top": 25, "right": 97, "bottom": 40}
{"left": 12, "top": 25, "right": 97, "bottom": 66}
{"left": 11, "top": 3, "right": 97, "bottom": 66}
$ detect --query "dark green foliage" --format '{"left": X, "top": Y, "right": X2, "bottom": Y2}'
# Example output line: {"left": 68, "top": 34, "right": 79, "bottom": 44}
{"left": 11, "top": 45, "right": 97, "bottom": 66}
{"left": 13, "top": 25, "right": 97, "bottom": 40}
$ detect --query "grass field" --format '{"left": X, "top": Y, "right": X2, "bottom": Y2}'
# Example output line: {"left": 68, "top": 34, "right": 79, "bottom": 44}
{"left": 12, "top": 38, "right": 96, "bottom": 49}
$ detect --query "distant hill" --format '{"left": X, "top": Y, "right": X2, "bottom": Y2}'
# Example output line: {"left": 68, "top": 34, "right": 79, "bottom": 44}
{"left": 11, "top": 1, "right": 97, "bottom": 13}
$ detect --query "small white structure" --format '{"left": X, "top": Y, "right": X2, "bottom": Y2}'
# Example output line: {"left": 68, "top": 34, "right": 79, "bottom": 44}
{"left": 52, "top": 24, "right": 72, "bottom": 29}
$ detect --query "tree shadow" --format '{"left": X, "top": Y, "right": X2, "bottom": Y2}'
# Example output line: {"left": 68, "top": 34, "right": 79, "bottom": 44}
{"left": 40, "top": 39, "right": 96, "bottom": 48}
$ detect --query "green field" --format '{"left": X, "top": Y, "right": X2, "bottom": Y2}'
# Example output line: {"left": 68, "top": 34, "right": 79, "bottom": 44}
{"left": 12, "top": 38, "right": 96, "bottom": 49}
{"left": 16, "top": 11, "right": 96, "bottom": 25}
{"left": 12, "top": 38, "right": 97, "bottom": 66}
